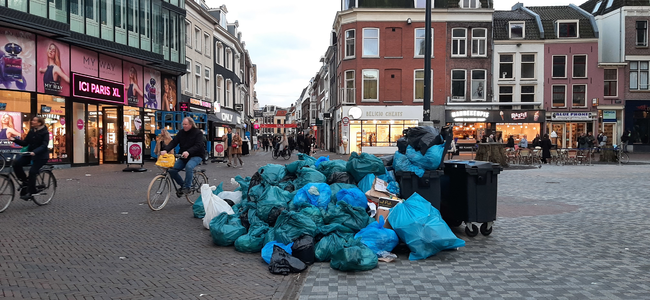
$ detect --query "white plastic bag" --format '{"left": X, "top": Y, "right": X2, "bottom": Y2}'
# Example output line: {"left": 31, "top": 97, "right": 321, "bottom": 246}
{"left": 217, "top": 191, "right": 243, "bottom": 205}
{"left": 201, "top": 184, "right": 235, "bottom": 229}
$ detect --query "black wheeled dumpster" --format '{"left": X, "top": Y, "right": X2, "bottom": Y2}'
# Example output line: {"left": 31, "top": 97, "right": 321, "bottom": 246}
{"left": 440, "top": 160, "right": 502, "bottom": 237}
{"left": 396, "top": 170, "right": 444, "bottom": 210}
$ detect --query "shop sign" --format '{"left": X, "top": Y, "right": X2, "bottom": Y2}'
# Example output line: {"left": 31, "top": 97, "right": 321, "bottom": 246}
{"left": 603, "top": 110, "right": 617, "bottom": 122}
{"left": 37, "top": 36, "right": 70, "bottom": 96}
{"left": 60, "top": 117, "right": 65, "bottom": 125}
{"left": 0, "top": 27, "right": 36, "bottom": 92}
{"left": 76, "top": 119, "right": 84, "bottom": 130}
{"left": 123, "top": 62, "right": 143, "bottom": 107}
{"left": 450, "top": 110, "right": 490, "bottom": 122}
{"left": 551, "top": 112, "right": 593, "bottom": 121}
{"left": 41, "top": 106, "right": 51, "bottom": 113}
{"left": 259, "top": 124, "right": 297, "bottom": 128}
{"left": 179, "top": 102, "right": 189, "bottom": 111}
{"left": 71, "top": 46, "right": 99, "bottom": 77}
{"left": 190, "top": 98, "right": 212, "bottom": 109}
{"left": 72, "top": 73, "right": 125, "bottom": 104}
{"left": 254, "top": 110, "right": 263, "bottom": 117}
{"left": 214, "top": 140, "right": 225, "bottom": 158}
{"left": 446, "top": 110, "right": 544, "bottom": 123}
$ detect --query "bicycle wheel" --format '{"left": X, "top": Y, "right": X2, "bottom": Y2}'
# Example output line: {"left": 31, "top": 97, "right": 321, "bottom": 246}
{"left": 32, "top": 171, "right": 57, "bottom": 206}
{"left": 148, "top": 175, "right": 171, "bottom": 211}
{"left": 0, "top": 174, "right": 14, "bottom": 213}
{"left": 0, "top": 154, "right": 6, "bottom": 172}
{"left": 283, "top": 150, "right": 291, "bottom": 160}
{"left": 185, "top": 172, "right": 208, "bottom": 204}
{"left": 272, "top": 150, "right": 279, "bottom": 160}
{"left": 620, "top": 152, "right": 629, "bottom": 164}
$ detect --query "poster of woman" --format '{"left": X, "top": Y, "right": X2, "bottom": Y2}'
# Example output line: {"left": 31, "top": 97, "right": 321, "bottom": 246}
{"left": 161, "top": 76, "right": 177, "bottom": 111}
{"left": 0, "top": 112, "right": 22, "bottom": 151}
{"left": 144, "top": 67, "right": 161, "bottom": 110}
{"left": 123, "top": 62, "right": 144, "bottom": 107}
{"left": 0, "top": 27, "right": 36, "bottom": 92}
{"left": 37, "top": 36, "right": 70, "bottom": 96}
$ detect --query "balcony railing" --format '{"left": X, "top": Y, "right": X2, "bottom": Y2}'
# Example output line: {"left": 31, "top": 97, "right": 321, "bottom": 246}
{"left": 340, "top": 88, "right": 355, "bottom": 105}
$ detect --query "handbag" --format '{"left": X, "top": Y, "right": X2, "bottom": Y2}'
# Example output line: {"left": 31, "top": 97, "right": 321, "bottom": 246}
{"left": 155, "top": 153, "right": 176, "bottom": 168}
{"left": 232, "top": 143, "right": 239, "bottom": 148}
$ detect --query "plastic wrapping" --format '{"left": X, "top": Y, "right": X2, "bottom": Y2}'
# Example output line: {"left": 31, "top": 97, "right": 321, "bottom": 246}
{"left": 269, "top": 245, "right": 307, "bottom": 275}
{"left": 405, "top": 144, "right": 445, "bottom": 170}
{"left": 407, "top": 126, "right": 442, "bottom": 154}
{"left": 291, "top": 234, "right": 315, "bottom": 265}
{"left": 324, "top": 201, "right": 374, "bottom": 233}
{"left": 259, "top": 164, "right": 287, "bottom": 186}
{"left": 314, "top": 155, "right": 330, "bottom": 167}
{"left": 317, "top": 160, "right": 348, "bottom": 178}
{"left": 326, "top": 172, "right": 356, "bottom": 185}
{"left": 314, "top": 232, "right": 354, "bottom": 262}
{"left": 293, "top": 168, "right": 327, "bottom": 190}
{"left": 273, "top": 210, "right": 318, "bottom": 245}
{"left": 357, "top": 174, "right": 375, "bottom": 193}
{"left": 393, "top": 151, "right": 425, "bottom": 177}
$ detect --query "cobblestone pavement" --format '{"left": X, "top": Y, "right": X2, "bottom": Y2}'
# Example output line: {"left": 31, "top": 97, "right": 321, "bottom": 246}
{"left": 299, "top": 163, "right": 650, "bottom": 300}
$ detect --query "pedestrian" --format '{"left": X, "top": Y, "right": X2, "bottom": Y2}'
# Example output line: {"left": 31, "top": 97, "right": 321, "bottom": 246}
{"left": 487, "top": 134, "right": 495, "bottom": 143}
{"left": 297, "top": 133, "right": 305, "bottom": 154}
{"left": 154, "top": 128, "right": 173, "bottom": 156}
{"left": 506, "top": 135, "right": 515, "bottom": 148}
{"left": 231, "top": 131, "right": 243, "bottom": 167}
{"left": 447, "top": 138, "right": 456, "bottom": 160}
{"left": 225, "top": 128, "right": 233, "bottom": 167}
{"left": 578, "top": 132, "right": 589, "bottom": 149}
{"left": 9, "top": 116, "right": 49, "bottom": 200}
{"left": 262, "top": 137, "right": 268, "bottom": 152}
{"left": 519, "top": 134, "right": 528, "bottom": 149}
{"left": 541, "top": 134, "right": 552, "bottom": 164}
{"left": 201, "top": 130, "right": 208, "bottom": 165}
{"left": 597, "top": 132, "right": 607, "bottom": 151}
{"left": 532, "top": 134, "right": 541, "bottom": 148}
{"left": 586, "top": 131, "right": 596, "bottom": 149}
{"left": 621, "top": 130, "right": 630, "bottom": 152}
{"left": 495, "top": 133, "right": 504, "bottom": 144}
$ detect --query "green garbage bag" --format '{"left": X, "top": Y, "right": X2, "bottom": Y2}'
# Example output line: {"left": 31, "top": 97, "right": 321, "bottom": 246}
{"left": 314, "top": 232, "right": 354, "bottom": 262}
{"left": 293, "top": 168, "right": 326, "bottom": 190}
{"left": 330, "top": 238, "right": 378, "bottom": 271}
{"left": 259, "top": 164, "right": 287, "bottom": 186}
{"left": 286, "top": 160, "right": 314, "bottom": 174}
{"left": 209, "top": 213, "right": 247, "bottom": 246}
{"left": 233, "top": 175, "right": 252, "bottom": 201}
{"left": 273, "top": 210, "right": 317, "bottom": 245}
{"left": 324, "top": 201, "right": 374, "bottom": 233}
{"left": 297, "top": 204, "right": 325, "bottom": 226}
{"left": 234, "top": 223, "right": 270, "bottom": 253}
{"left": 256, "top": 186, "right": 291, "bottom": 225}
{"left": 193, "top": 182, "right": 224, "bottom": 218}
{"left": 297, "top": 153, "right": 317, "bottom": 164}
{"left": 329, "top": 183, "right": 357, "bottom": 203}
{"left": 346, "top": 152, "right": 386, "bottom": 182}
{"left": 317, "top": 160, "right": 348, "bottom": 178}
{"left": 248, "top": 183, "right": 267, "bottom": 203}
{"left": 317, "top": 223, "right": 355, "bottom": 237}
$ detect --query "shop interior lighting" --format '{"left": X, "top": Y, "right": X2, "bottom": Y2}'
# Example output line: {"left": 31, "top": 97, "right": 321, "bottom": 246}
{"left": 373, "top": 120, "right": 377, "bottom": 124}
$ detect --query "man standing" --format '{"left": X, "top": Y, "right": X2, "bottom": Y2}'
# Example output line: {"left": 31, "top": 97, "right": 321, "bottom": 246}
{"left": 226, "top": 128, "right": 233, "bottom": 167}
{"left": 160, "top": 117, "right": 205, "bottom": 195}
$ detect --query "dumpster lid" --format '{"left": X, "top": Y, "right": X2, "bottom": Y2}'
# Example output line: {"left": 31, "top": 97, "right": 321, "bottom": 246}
{"left": 444, "top": 160, "right": 495, "bottom": 170}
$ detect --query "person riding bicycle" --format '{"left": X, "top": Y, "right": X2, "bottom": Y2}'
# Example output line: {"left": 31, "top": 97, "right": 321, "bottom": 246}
{"left": 159, "top": 117, "right": 205, "bottom": 195}
{"left": 275, "top": 134, "right": 289, "bottom": 157}
{"left": 9, "top": 116, "right": 49, "bottom": 200}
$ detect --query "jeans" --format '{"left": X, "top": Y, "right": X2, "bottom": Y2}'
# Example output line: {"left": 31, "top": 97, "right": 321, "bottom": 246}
{"left": 13, "top": 155, "right": 48, "bottom": 194}
{"left": 169, "top": 156, "right": 202, "bottom": 189}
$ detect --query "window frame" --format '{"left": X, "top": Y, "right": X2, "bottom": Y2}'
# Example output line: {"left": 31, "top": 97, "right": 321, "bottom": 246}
{"left": 471, "top": 28, "right": 487, "bottom": 57}
{"left": 344, "top": 70, "right": 355, "bottom": 104}
{"left": 520, "top": 85, "right": 536, "bottom": 107}
{"left": 413, "top": 69, "right": 433, "bottom": 102}
{"left": 450, "top": 69, "right": 467, "bottom": 101}
{"left": 509, "top": 21, "right": 525, "bottom": 39}
{"left": 552, "top": 85, "right": 567, "bottom": 108}
{"left": 344, "top": 29, "right": 355, "bottom": 59}
{"left": 470, "top": 69, "right": 486, "bottom": 101}
{"left": 499, "top": 54, "right": 514, "bottom": 80}
{"left": 204, "top": 67, "right": 211, "bottom": 100}
{"left": 204, "top": 32, "right": 210, "bottom": 57}
{"left": 362, "top": 28, "right": 379, "bottom": 58}
{"left": 572, "top": 55, "right": 587, "bottom": 78}
{"left": 361, "top": 69, "right": 379, "bottom": 102}
{"left": 216, "top": 75, "right": 223, "bottom": 105}
{"left": 414, "top": 28, "right": 434, "bottom": 58}
{"left": 216, "top": 42, "right": 223, "bottom": 66}
{"left": 636, "top": 21, "right": 648, "bottom": 47}
{"left": 604, "top": 69, "right": 618, "bottom": 97}
{"left": 572, "top": 84, "right": 587, "bottom": 108}
{"left": 557, "top": 21, "right": 579, "bottom": 38}
{"left": 460, "top": 0, "right": 480, "bottom": 9}
{"left": 185, "top": 20, "right": 191, "bottom": 47}
{"left": 451, "top": 28, "right": 467, "bottom": 57}
{"left": 498, "top": 85, "right": 514, "bottom": 106}
{"left": 194, "top": 62, "right": 202, "bottom": 96}
{"left": 520, "top": 53, "right": 536, "bottom": 80}
{"left": 185, "top": 58, "right": 192, "bottom": 92}
{"left": 629, "top": 61, "right": 649, "bottom": 91}
{"left": 552, "top": 55, "right": 567, "bottom": 78}
{"left": 194, "top": 26, "right": 201, "bottom": 53}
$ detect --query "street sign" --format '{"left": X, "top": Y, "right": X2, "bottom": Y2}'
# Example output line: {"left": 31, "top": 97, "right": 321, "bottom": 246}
{"left": 342, "top": 117, "right": 350, "bottom": 125}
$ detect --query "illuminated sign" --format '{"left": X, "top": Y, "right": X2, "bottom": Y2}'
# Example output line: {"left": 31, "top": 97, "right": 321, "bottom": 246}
{"left": 72, "top": 73, "right": 124, "bottom": 104}
{"left": 450, "top": 110, "right": 490, "bottom": 122}
{"left": 179, "top": 102, "right": 189, "bottom": 111}
{"left": 190, "top": 98, "right": 212, "bottom": 109}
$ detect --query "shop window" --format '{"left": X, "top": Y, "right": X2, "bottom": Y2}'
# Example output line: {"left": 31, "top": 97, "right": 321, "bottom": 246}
{"left": 362, "top": 69, "right": 378, "bottom": 101}
{"left": 0, "top": 91, "right": 32, "bottom": 153}
{"left": 498, "top": 86, "right": 513, "bottom": 109}
{"left": 573, "top": 55, "right": 587, "bottom": 78}
{"left": 521, "top": 85, "right": 535, "bottom": 109}
{"left": 521, "top": 54, "right": 535, "bottom": 79}
{"left": 451, "top": 28, "right": 467, "bottom": 57}
{"left": 604, "top": 69, "right": 617, "bottom": 97}
{"left": 499, "top": 54, "right": 513, "bottom": 79}
{"left": 36, "top": 95, "right": 68, "bottom": 162}
{"left": 552, "top": 56, "right": 566, "bottom": 78}
{"left": 451, "top": 70, "right": 466, "bottom": 101}
{"left": 415, "top": 28, "right": 434, "bottom": 58}
{"left": 471, "top": 69, "right": 486, "bottom": 101}
{"left": 143, "top": 109, "right": 155, "bottom": 156}
{"left": 629, "top": 61, "right": 649, "bottom": 90}
{"left": 637, "top": 21, "right": 648, "bottom": 47}
{"left": 471, "top": 28, "right": 486, "bottom": 57}
{"left": 557, "top": 21, "right": 578, "bottom": 38}
{"left": 345, "top": 29, "right": 355, "bottom": 58}
{"left": 572, "top": 84, "right": 586, "bottom": 107}
{"left": 509, "top": 22, "right": 524, "bottom": 39}
{"left": 552, "top": 85, "right": 566, "bottom": 107}
{"left": 362, "top": 28, "right": 379, "bottom": 57}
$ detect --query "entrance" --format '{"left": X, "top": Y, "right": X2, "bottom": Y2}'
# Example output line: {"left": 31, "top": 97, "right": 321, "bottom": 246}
{"left": 102, "top": 106, "right": 121, "bottom": 163}
{"left": 72, "top": 102, "right": 122, "bottom": 165}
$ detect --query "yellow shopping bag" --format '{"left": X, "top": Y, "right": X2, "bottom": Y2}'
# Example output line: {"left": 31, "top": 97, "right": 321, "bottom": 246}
{"left": 155, "top": 153, "right": 176, "bottom": 168}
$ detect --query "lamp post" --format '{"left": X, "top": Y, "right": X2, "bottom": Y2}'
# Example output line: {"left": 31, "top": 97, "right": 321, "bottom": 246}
{"left": 422, "top": 0, "right": 433, "bottom": 125}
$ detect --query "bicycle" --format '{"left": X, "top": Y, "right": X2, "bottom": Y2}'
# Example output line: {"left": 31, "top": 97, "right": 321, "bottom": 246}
{"left": 0, "top": 153, "right": 57, "bottom": 213}
{"left": 147, "top": 155, "right": 208, "bottom": 211}
{"left": 615, "top": 144, "right": 629, "bottom": 164}
{"left": 272, "top": 146, "right": 291, "bottom": 160}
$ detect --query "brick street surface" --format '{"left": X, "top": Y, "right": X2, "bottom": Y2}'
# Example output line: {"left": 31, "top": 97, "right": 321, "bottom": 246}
{"left": 1, "top": 149, "right": 649, "bottom": 299}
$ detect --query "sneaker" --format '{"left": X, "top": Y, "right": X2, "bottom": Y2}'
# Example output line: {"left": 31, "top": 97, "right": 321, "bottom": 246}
{"left": 181, "top": 187, "right": 191, "bottom": 195}
{"left": 176, "top": 190, "right": 184, "bottom": 198}
{"left": 20, "top": 193, "right": 32, "bottom": 201}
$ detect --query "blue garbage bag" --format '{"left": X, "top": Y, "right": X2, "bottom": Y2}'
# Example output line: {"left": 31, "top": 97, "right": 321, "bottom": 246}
{"left": 329, "top": 183, "right": 357, "bottom": 203}
{"left": 273, "top": 210, "right": 318, "bottom": 245}
{"left": 346, "top": 152, "right": 386, "bottom": 182}
{"left": 336, "top": 188, "right": 368, "bottom": 209}
{"left": 293, "top": 183, "right": 332, "bottom": 209}
{"left": 193, "top": 182, "right": 224, "bottom": 219}
{"left": 357, "top": 174, "right": 375, "bottom": 193}
{"left": 209, "top": 213, "right": 247, "bottom": 247}
{"left": 317, "top": 160, "right": 348, "bottom": 178}
{"left": 261, "top": 241, "right": 293, "bottom": 264}
{"left": 330, "top": 238, "right": 378, "bottom": 271}
{"left": 388, "top": 192, "right": 465, "bottom": 260}
{"left": 387, "top": 181, "right": 400, "bottom": 196}
{"left": 314, "top": 232, "right": 354, "bottom": 262}
{"left": 393, "top": 151, "right": 425, "bottom": 177}
{"left": 354, "top": 215, "right": 399, "bottom": 254}
{"left": 314, "top": 155, "right": 330, "bottom": 167}
{"left": 259, "top": 164, "right": 287, "bottom": 186}
{"left": 405, "top": 144, "right": 445, "bottom": 170}
{"left": 293, "top": 168, "right": 326, "bottom": 190}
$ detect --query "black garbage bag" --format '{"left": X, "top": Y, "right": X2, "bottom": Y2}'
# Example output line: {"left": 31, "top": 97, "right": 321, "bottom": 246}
{"left": 269, "top": 245, "right": 307, "bottom": 275}
{"left": 380, "top": 155, "right": 394, "bottom": 167}
{"left": 223, "top": 199, "right": 235, "bottom": 207}
{"left": 240, "top": 209, "right": 251, "bottom": 230}
{"left": 397, "top": 137, "right": 408, "bottom": 154}
{"left": 326, "top": 172, "right": 356, "bottom": 185}
{"left": 248, "top": 172, "right": 263, "bottom": 195}
{"left": 267, "top": 207, "right": 285, "bottom": 227}
{"left": 407, "top": 126, "right": 442, "bottom": 154}
{"left": 291, "top": 234, "right": 315, "bottom": 265}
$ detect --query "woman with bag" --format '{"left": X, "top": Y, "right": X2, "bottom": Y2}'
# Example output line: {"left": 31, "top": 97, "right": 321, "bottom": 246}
{"left": 154, "top": 129, "right": 173, "bottom": 156}
{"left": 447, "top": 138, "right": 457, "bottom": 160}
{"left": 231, "top": 132, "right": 243, "bottom": 168}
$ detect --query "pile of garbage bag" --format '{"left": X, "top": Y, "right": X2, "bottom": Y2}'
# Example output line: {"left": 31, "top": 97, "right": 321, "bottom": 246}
{"left": 192, "top": 150, "right": 464, "bottom": 274}
{"left": 389, "top": 125, "right": 450, "bottom": 177}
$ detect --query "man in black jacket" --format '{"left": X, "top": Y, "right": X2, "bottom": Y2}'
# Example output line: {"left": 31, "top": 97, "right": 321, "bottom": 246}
{"left": 10, "top": 116, "right": 50, "bottom": 200}
{"left": 160, "top": 117, "right": 205, "bottom": 195}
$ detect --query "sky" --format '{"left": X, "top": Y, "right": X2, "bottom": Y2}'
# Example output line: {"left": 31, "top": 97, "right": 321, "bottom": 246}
{"left": 207, "top": 0, "right": 583, "bottom": 110}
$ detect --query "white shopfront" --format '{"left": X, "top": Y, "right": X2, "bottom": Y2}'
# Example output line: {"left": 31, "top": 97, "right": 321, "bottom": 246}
{"left": 335, "top": 105, "right": 423, "bottom": 154}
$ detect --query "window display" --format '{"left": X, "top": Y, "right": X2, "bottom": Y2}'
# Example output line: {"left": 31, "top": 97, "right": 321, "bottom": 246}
{"left": 349, "top": 120, "right": 417, "bottom": 153}
{"left": 0, "top": 91, "right": 31, "bottom": 152}
{"left": 37, "top": 94, "right": 68, "bottom": 162}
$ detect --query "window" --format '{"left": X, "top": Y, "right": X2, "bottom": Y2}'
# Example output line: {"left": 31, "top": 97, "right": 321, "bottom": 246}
{"left": 499, "top": 54, "right": 514, "bottom": 79}
{"left": 362, "top": 70, "right": 379, "bottom": 101}
{"left": 185, "top": 58, "right": 191, "bottom": 92}
{"left": 363, "top": 28, "right": 379, "bottom": 57}
{"left": 592, "top": 1, "right": 602, "bottom": 13}
{"left": 204, "top": 32, "right": 210, "bottom": 56}
{"left": 195, "top": 63, "right": 201, "bottom": 95}
{"left": 471, "top": 70, "right": 486, "bottom": 101}
{"left": 185, "top": 20, "right": 191, "bottom": 46}
{"left": 415, "top": 28, "right": 434, "bottom": 57}
{"left": 194, "top": 27, "right": 201, "bottom": 53}
{"left": 226, "top": 79, "right": 232, "bottom": 107}
{"left": 344, "top": 70, "right": 355, "bottom": 104}
{"left": 451, "top": 70, "right": 466, "bottom": 100}
{"left": 225, "top": 48, "right": 232, "bottom": 70}
{"left": 509, "top": 22, "right": 524, "bottom": 39}
{"left": 414, "top": 70, "right": 432, "bottom": 102}
{"left": 572, "top": 85, "right": 586, "bottom": 107}
{"left": 521, "top": 86, "right": 535, "bottom": 109}
{"left": 630, "top": 61, "right": 649, "bottom": 90}
{"left": 557, "top": 22, "right": 578, "bottom": 38}
{"left": 521, "top": 54, "right": 535, "bottom": 79}
{"left": 204, "top": 67, "right": 211, "bottom": 99}
{"left": 471, "top": 28, "right": 487, "bottom": 56}
{"left": 552, "top": 85, "right": 566, "bottom": 107}
{"left": 606, "top": 0, "right": 613, "bottom": 9}
{"left": 216, "top": 42, "right": 223, "bottom": 65}
{"left": 216, "top": 75, "right": 223, "bottom": 104}
{"left": 636, "top": 21, "right": 647, "bottom": 47}
{"left": 452, "top": 28, "right": 467, "bottom": 57}
{"left": 460, "top": 0, "right": 480, "bottom": 8}
{"left": 552, "top": 56, "right": 566, "bottom": 78}
{"left": 345, "top": 29, "right": 355, "bottom": 58}
{"left": 604, "top": 69, "right": 617, "bottom": 97}
{"left": 573, "top": 55, "right": 587, "bottom": 78}
{"left": 499, "top": 86, "right": 513, "bottom": 108}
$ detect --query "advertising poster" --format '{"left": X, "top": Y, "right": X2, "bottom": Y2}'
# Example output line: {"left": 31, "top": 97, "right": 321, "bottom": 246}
{"left": 37, "top": 36, "right": 70, "bottom": 96}
{"left": 214, "top": 140, "right": 225, "bottom": 158}
{"left": 0, "top": 112, "right": 23, "bottom": 152}
{"left": 161, "top": 75, "right": 177, "bottom": 111}
{"left": 127, "top": 142, "right": 143, "bottom": 163}
{"left": 98, "top": 54, "right": 122, "bottom": 82}
{"left": 71, "top": 46, "right": 99, "bottom": 77}
{"left": 123, "top": 62, "right": 143, "bottom": 107}
{"left": 0, "top": 27, "right": 36, "bottom": 92}
{"left": 143, "top": 67, "right": 161, "bottom": 110}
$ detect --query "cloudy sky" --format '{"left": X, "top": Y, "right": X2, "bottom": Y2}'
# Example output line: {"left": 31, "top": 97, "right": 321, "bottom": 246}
{"left": 207, "top": 0, "right": 581, "bottom": 109}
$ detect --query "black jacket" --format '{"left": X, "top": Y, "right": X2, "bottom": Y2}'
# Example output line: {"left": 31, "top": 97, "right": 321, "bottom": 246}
{"left": 164, "top": 127, "right": 205, "bottom": 159}
{"left": 14, "top": 126, "right": 50, "bottom": 160}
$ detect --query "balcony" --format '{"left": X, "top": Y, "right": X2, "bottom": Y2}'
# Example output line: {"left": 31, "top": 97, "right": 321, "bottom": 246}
{"left": 340, "top": 88, "right": 356, "bottom": 105}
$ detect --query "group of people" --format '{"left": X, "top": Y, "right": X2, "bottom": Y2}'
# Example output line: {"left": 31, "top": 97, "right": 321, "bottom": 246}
{"left": 258, "top": 132, "right": 316, "bottom": 156}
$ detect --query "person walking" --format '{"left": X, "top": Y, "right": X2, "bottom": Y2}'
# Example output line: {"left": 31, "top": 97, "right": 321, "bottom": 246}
{"left": 9, "top": 116, "right": 49, "bottom": 200}
{"left": 201, "top": 130, "right": 208, "bottom": 165}
{"left": 231, "top": 132, "right": 244, "bottom": 168}
{"left": 532, "top": 134, "right": 541, "bottom": 148}
{"left": 519, "top": 134, "right": 528, "bottom": 149}
{"left": 159, "top": 117, "right": 205, "bottom": 195}
{"left": 225, "top": 128, "right": 233, "bottom": 167}
{"left": 447, "top": 138, "right": 457, "bottom": 160}
{"left": 540, "top": 134, "right": 552, "bottom": 164}
{"left": 506, "top": 135, "right": 515, "bottom": 148}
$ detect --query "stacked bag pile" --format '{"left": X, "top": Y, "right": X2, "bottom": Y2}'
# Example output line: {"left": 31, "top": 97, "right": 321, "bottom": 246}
{"left": 388, "top": 126, "right": 450, "bottom": 177}
{"left": 193, "top": 147, "right": 464, "bottom": 274}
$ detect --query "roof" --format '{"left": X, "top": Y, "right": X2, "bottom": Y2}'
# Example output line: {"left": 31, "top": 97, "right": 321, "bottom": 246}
{"left": 493, "top": 9, "right": 543, "bottom": 40}
{"left": 526, "top": 6, "right": 597, "bottom": 39}
{"left": 580, "top": 0, "right": 649, "bottom": 16}
{"left": 276, "top": 110, "right": 287, "bottom": 117}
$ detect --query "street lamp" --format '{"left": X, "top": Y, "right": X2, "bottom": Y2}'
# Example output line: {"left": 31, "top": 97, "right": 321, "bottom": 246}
{"left": 423, "top": 0, "right": 432, "bottom": 123}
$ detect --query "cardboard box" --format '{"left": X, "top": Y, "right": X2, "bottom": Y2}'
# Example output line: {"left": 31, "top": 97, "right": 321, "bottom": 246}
{"left": 365, "top": 177, "right": 396, "bottom": 203}
{"left": 375, "top": 207, "right": 393, "bottom": 229}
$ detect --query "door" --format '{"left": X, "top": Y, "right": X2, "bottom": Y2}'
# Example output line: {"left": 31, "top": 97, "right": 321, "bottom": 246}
{"left": 103, "top": 107, "right": 121, "bottom": 163}
{"left": 87, "top": 104, "right": 100, "bottom": 164}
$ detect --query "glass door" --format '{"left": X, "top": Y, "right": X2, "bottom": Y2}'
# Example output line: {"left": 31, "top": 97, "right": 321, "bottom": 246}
{"left": 88, "top": 104, "right": 100, "bottom": 164}
{"left": 103, "top": 107, "right": 121, "bottom": 163}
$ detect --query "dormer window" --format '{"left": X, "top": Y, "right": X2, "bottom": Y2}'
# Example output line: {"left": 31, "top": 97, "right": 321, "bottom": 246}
{"left": 509, "top": 22, "right": 525, "bottom": 39}
{"left": 557, "top": 21, "right": 578, "bottom": 38}
{"left": 460, "top": 0, "right": 480, "bottom": 8}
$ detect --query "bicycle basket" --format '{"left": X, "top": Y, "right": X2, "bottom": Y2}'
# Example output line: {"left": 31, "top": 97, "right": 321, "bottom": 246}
{"left": 155, "top": 153, "right": 176, "bottom": 168}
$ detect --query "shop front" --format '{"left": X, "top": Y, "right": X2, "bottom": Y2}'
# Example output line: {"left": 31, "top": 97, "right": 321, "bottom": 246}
{"left": 546, "top": 112, "right": 597, "bottom": 148}
{"left": 445, "top": 109, "right": 545, "bottom": 150}
{"left": 597, "top": 108, "right": 622, "bottom": 147}
{"left": 208, "top": 107, "right": 242, "bottom": 158}
{"left": 624, "top": 100, "right": 650, "bottom": 151}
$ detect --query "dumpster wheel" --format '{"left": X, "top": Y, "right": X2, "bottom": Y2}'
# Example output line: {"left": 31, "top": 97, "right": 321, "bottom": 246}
{"left": 464, "top": 223, "right": 479, "bottom": 237}
{"left": 480, "top": 222, "right": 493, "bottom": 236}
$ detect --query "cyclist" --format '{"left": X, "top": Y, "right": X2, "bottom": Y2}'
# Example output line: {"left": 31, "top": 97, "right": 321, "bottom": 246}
{"left": 9, "top": 116, "right": 49, "bottom": 200}
{"left": 159, "top": 117, "right": 205, "bottom": 195}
